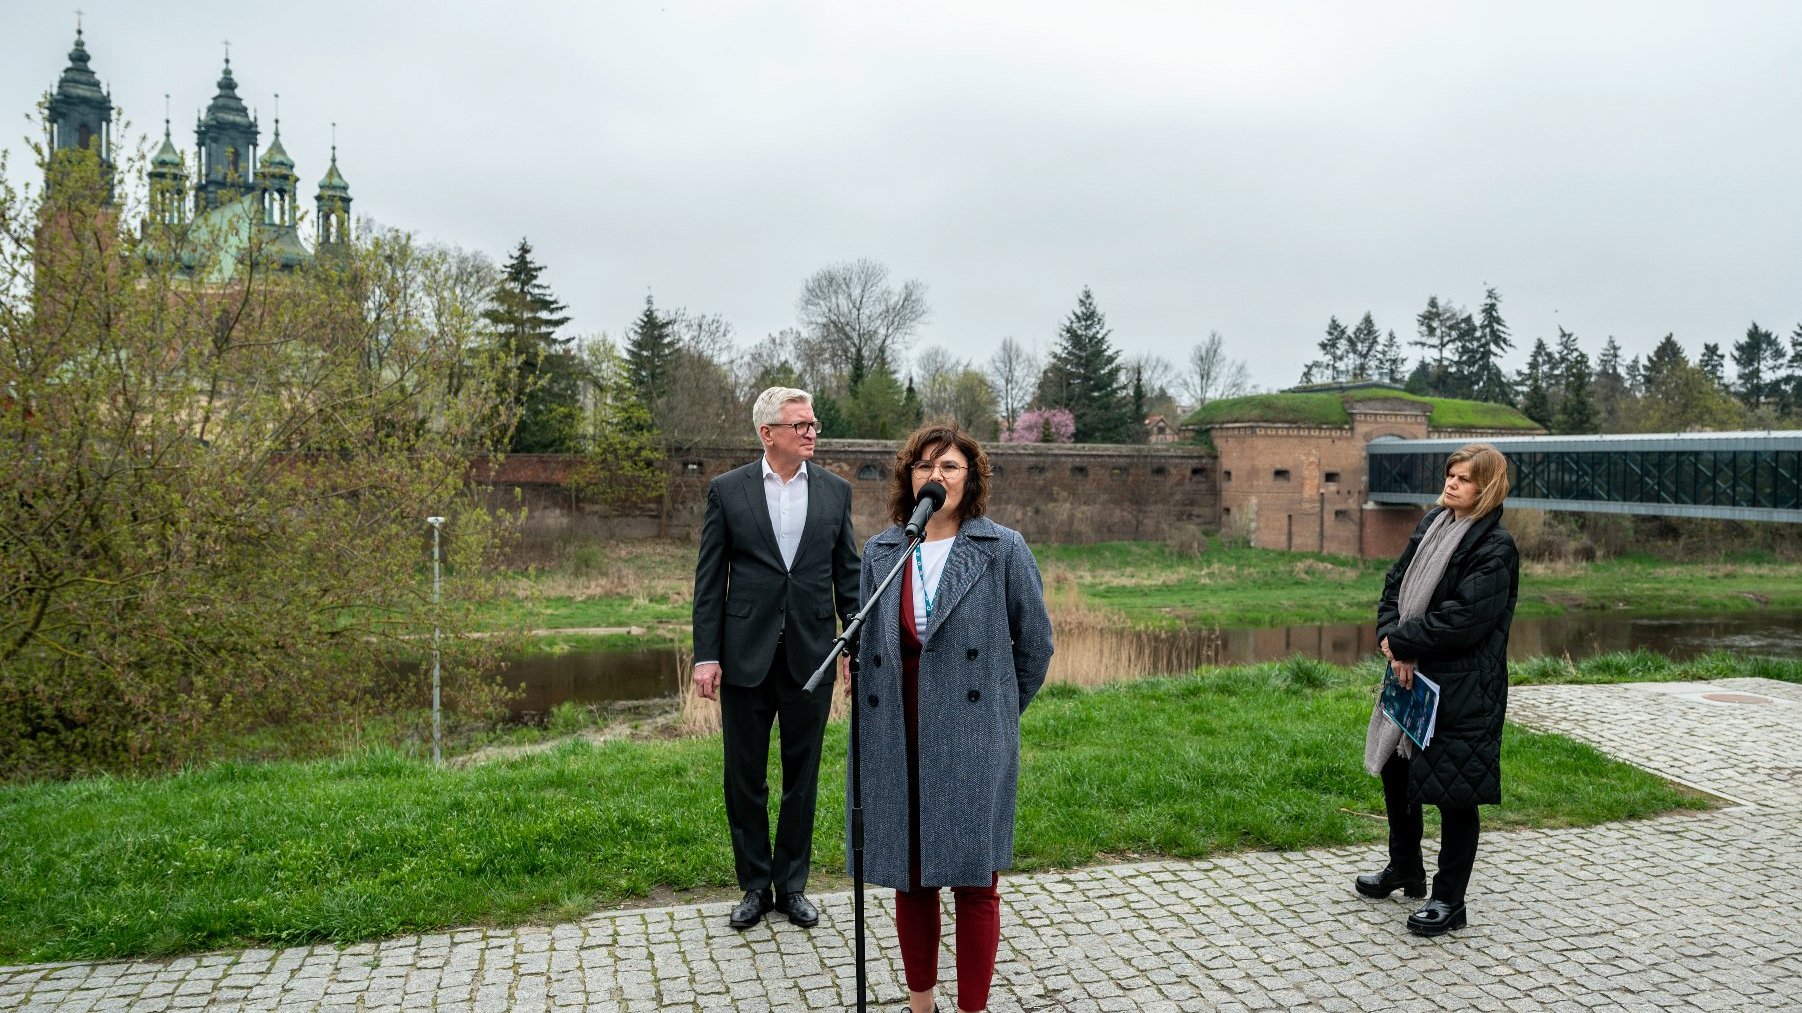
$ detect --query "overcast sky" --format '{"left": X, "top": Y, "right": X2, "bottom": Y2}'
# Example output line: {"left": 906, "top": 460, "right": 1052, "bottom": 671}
{"left": 8, "top": 1, "right": 1801, "bottom": 393}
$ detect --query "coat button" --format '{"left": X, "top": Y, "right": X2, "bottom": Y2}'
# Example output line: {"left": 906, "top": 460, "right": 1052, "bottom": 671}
{"left": 967, "top": 690, "right": 981, "bottom": 702}
{"left": 872, "top": 655, "right": 882, "bottom": 667}
{"left": 966, "top": 648, "right": 979, "bottom": 660}
{"left": 867, "top": 694, "right": 880, "bottom": 707}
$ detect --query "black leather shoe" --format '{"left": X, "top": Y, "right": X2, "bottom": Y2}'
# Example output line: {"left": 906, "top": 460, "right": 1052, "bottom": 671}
{"left": 776, "top": 891, "right": 819, "bottom": 927}
{"left": 1406, "top": 898, "right": 1467, "bottom": 936}
{"left": 728, "top": 890, "right": 772, "bottom": 930}
{"left": 1355, "top": 864, "right": 1428, "bottom": 899}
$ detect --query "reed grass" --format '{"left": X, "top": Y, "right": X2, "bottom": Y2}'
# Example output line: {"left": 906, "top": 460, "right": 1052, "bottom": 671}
{"left": 676, "top": 646, "right": 852, "bottom": 737}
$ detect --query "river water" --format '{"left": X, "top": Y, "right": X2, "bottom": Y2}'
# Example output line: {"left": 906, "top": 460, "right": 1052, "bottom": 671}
{"left": 496, "top": 610, "right": 1802, "bottom": 719}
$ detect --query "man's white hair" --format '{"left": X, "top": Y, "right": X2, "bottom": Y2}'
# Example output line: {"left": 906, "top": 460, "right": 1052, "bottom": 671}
{"left": 751, "top": 386, "right": 812, "bottom": 432}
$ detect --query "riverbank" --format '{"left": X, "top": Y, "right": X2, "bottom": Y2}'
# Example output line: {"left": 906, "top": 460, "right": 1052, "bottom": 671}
{"left": 477, "top": 539, "right": 1802, "bottom": 641}
{"left": 0, "top": 652, "right": 1745, "bottom": 965}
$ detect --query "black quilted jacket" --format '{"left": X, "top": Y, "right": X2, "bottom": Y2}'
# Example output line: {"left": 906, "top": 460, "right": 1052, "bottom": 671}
{"left": 1376, "top": 506, "right": 1520, "bottom": 808}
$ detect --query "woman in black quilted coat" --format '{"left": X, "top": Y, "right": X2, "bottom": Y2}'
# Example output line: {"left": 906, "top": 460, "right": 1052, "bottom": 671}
{"left": 1357, "top": 443, "right": 1519, "bottom": 936}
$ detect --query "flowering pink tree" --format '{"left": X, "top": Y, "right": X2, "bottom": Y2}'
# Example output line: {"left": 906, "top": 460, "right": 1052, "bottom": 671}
{"left": 1001, "top": 407, "right": 1076, "bottom": 443}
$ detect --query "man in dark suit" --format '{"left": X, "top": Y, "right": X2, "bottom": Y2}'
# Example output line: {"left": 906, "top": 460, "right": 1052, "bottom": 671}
{"left": 692, "top": 386, "right": 859, "bottom": 930}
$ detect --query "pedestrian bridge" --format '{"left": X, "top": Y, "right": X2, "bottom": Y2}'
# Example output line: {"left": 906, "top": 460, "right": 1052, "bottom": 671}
{"left": 1367, "top": 431, "right": 1802, "bottom": 523}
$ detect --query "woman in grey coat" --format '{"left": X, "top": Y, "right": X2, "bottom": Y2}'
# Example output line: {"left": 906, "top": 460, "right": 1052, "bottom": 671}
{"left": 852, "top": 422, "right": 1054, "bottom": 1013}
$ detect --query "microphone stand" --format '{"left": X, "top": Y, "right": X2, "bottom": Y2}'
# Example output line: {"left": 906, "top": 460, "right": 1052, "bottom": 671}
{"left": 804, "top": 527, "right": 926, "bottom": 1013}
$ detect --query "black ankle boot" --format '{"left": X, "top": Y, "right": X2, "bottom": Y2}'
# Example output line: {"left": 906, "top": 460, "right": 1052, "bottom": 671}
{"left": 1407, "top": 898, "right": 1467, "bottom": 936}
{"left": 1355, "top": 864, "right": 1427, "bottom": 899}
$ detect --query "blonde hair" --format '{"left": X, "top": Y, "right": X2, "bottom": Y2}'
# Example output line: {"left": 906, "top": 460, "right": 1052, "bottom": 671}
{"left": 1439, "top": 443, "right": 1509, "bottom": 518}
{"left": 751, "top": 386, "right": 811, "bottom": 434}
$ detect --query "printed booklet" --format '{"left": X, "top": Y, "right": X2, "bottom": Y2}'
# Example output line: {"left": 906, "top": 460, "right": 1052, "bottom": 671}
{"left": 1380, "top": 664, "right": 1440, "bottom": 750}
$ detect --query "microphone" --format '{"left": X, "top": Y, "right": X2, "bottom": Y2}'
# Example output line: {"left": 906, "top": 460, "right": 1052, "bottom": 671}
{"left": 904, "top": 481, "right": 947, "bottom": 539}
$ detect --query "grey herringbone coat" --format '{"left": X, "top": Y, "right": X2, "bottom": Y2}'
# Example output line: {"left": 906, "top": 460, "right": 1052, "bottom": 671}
{"left": 851, "top": 516, "right": 1054, "bottom": 889}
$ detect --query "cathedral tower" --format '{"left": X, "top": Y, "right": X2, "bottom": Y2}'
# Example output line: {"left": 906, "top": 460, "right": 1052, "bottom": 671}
{"left": 314, "top": 142, "right": 353, "bottom": 254}
{"left": 146, "top": 108, "right": 188, "bottom": 230}
{"left": 194, "top": 56, "right": 258, "bottom": 212}
{"left": 45, "top": 28, "right": 114, "bottom": 201}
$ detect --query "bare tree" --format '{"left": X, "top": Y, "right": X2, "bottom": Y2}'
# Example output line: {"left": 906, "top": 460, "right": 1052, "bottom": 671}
{"left": 661, "top": 309, "right": 744, "bottom": 447}
{"left": 419, "top": 242, "right": 498, "bottom": 399}
{"left": 1126, "top": 351, "right": 1182, "bottom": 422}
{"left": 914, "top": 344, "right": 961, "bottom": 417}
{"left": 987, "top": 336, "right": 1038, "bottom": 430}
{"left": 1125, "top": 352, "right": 1177, "bottom": 402}
{"left": 735, "top": 329, "right": 805, "bottom": 401}
{"left": 910, "top": 345, "right": 998, "bottom": 433}
{"left": 796, "top": 258, "right": 929, "bottom": 383}
{"left": 1181, "top": 331, "right": 1251, "bottom": 408}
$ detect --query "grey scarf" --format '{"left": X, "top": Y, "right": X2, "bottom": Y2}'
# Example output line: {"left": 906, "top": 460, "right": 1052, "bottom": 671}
{"left": 1364, "top": 510, "right": 1475, "bottom": 774}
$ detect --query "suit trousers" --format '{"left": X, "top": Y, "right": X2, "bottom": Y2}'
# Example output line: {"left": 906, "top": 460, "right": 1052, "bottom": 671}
{"left": 1381, "top": 754, "right": 1481, "bottom": 905}
{"left": 720, "top": 639, "right": 833, "bottom": 897}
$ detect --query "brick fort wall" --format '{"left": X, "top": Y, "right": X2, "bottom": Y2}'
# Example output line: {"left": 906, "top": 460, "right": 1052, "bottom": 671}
{"left": 481, "top": 439, "right": 1221, "bottom": 548}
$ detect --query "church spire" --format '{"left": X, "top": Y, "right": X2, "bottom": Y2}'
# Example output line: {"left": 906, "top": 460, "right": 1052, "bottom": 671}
{"left": 147, "top": 94, "right": 188, "bottom": 229}
{"left": 256, "top": 94, "right": 298, "bottom": 229}
{"left": 194, "top": 46, "right": 259, "bottom": 212}
{"left": 314, "top": 125, "right": 352, "bottom": 253}
{"left": 45, "top": 23, "right": 115, "bottom": 200}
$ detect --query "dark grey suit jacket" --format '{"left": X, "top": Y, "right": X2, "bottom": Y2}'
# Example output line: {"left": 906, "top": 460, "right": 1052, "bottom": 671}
{"left": 692, "top": 460, "right": 861, "bottom": 687}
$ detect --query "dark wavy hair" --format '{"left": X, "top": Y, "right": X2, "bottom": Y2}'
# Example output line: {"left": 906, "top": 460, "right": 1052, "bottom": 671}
{"left": 887, "top": 421, "right": 992, "bottom": 525}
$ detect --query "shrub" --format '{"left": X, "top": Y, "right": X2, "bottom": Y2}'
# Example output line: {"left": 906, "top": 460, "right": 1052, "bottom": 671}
{"left": 1, "top": 145, "right": 519, "bottom": 778}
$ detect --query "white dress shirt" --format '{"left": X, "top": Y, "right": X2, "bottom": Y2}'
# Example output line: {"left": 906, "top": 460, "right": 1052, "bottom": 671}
{"left": 762, "top": 455, "right": 809, "bottom": 571}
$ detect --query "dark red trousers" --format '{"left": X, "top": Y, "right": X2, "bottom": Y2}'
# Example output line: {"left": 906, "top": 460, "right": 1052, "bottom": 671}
{"left": 893, "top": 564, "right": 1001, "bottom": 1010}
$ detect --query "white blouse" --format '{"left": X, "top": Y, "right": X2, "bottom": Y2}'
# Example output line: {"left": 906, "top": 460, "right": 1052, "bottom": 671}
{"left": 909, "top": 537, "right": 954, "bottom": 630}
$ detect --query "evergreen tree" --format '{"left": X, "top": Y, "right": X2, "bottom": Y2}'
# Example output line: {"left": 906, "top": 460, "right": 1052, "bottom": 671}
{"left": 1038, "top": 287, "right": 1135, "bottom": 442}
{"left": 1130, "top": 367, "right": 1148, "bottom": 443}
{"left": 1635, "top": 357, "right": 1746, "bottom": 433}
{"left": 1412, "top": 296, "right": 1451, "bottom": 371}
{"left": 840, "top": 354, "right": 913, "bottom": 439}
{"left": 1380, "top": 330, "right": 1407, "bottom": 383}
{"left": 1518, "top": 338, "right": 1555, "bottom": 426}
{"left": 1442, "top": 312, "right": 1480, "bottom": 398}
{"left": 1595, "top": 336, "right": 1628, "bottom": 431}
{"left": 1554, "top": 347, "right": 1597, "bottom": 434}
{"left": 1347, "top": 312, "right": 1382, "bottom": 380}
{"left": 1785, "top": 324, "right": 1802, "bottom": 418}
{"left": 1731, "top": 322, "right": 1786, "bottom": 409}
{"left": 1465, "top": 286, "right": 1515, "bottom": 404}
{"left": 571, "top": 339, "right": 666, "bottom": 509}
{"left": 1314, "top": 316, "right": 1349, "bottom": 382}
{"left": 1698, "top": 342, "right": 1727, "bottom": 389}
{"left": 1597, "top": 336, "right": 1622, "bottom": 378}
{"left": 812, "top": 392, "right": 845, "bottom": 440}
{"left": 1643, "top": 333, "right": 1689, "bottom": 392}
{"left": 624, "top": 295, "right": 678, "bottom": 412}
{"left": 482, "top": 238, "right": 581, "bottom": 452}
{"left": 1403, "top": 359, "right": 1432, "bottom": 394}
{"left": 901, "top": 374, "right": 923, "bottom": 427}
{"left": 1553, "top": 328, "right": 1583, "bottom": 387}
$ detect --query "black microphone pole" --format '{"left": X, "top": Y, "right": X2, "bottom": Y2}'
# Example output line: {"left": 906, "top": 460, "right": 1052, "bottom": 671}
{"left": 804, "top": 482, "right": 944, "bottom": 1013}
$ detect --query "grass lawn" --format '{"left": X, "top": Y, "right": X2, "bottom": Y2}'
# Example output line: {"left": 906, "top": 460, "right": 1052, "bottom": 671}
{"left": 1032, "top": 542, "right": 1802, "bottom": 628}
{"left": 0, "top": 656, "right": 1715, "bottom": 964}
{"left": 474, "top": 540, "right": 697, "bottom": 633}
{"left": 1182, "top": 390, "right": 1541, "bottom": 431}
{"left": 477, "top": 540, "right": 1802, "bottom": 637}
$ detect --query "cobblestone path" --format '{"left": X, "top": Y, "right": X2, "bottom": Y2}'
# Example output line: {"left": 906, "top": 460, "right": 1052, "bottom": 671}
{"left": 4, "top": 677, "right": 1799, "bottom": 1012}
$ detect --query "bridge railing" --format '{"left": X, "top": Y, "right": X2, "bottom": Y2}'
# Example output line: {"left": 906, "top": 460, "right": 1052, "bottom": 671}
{"left": 1367, "top": 432, "right": 1802, "bottom": 523}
